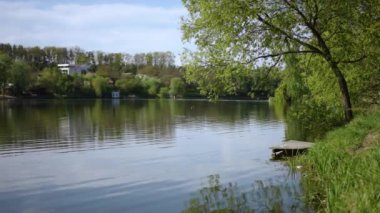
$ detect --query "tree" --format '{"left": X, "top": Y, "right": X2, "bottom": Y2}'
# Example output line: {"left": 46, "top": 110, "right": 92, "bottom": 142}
{"left": 138, "top": 65, "right": 158, "bottom": 77}
{"left": 115, "top": 77, "right": 142, "bottom": 95}
{"left": 134, "top": 53, "right": 146, "bottom": 68}
{"left": 38, "top": 67, "right": 62, "bottom": 94}
{"left": 75, "top": 52, "right": 90, "bottom": 65}
{"left": 142, "top": 77, "right": 161, "bottom": 96}
{"left": 9, "top": 61, "right": 32, "bottom": 95}
{"left": 182, "top": 0, "right": 379, "bottom": 122}
{"left": 0, "top": 53, "right": 11, "bottom": 95}
{"left": 96, "top": 62, "right": 122, "bottom": 87}
{"left": 158, "top": 87, "right": 170, "bottom": 98}
{"left": 169, "top": 77, "right": 186, "bottom": 98}
{"left": 92, "top": 76, "right": 108, "bottom": 97}
{"left": 247, "top": 67, "right": 282, "bottom": 99}
{"left": 109, "top": 53, "right": 123, "bottom": 84}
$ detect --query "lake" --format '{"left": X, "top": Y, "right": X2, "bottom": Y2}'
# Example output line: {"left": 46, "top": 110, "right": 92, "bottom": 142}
{"left": 0, "top": 99, "right": 311, "bottom": 212}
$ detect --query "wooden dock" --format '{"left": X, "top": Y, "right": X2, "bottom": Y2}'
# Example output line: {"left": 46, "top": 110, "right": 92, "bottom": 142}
{"left": 270, "top": 140, "right": 314, "bottom": 159}
{"left": 0, "top": 95, "right": 16, "bottom": 100}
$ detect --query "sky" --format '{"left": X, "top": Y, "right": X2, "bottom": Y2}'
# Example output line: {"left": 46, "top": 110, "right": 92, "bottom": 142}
{"left": 0, "top": 0, "right": 189, "bottom": 63}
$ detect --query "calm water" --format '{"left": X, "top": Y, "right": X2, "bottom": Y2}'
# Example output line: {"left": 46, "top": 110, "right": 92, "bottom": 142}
{"left": 0, "top": 99, "right": 309, "bottom": 212}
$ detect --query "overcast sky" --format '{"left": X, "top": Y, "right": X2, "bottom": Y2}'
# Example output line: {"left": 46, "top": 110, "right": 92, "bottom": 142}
{"left": 0, "top": 0, "right": 189, "bottom": 62}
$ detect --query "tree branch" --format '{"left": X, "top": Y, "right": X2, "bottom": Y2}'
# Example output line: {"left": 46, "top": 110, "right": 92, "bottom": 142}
{"left": 311, "top": 0, "right": 320, "bottom": 27}
{"left": 338, "top": 55, "right": 367, "bottom": 64}
{"left": 257, "top": 15, "right": 323, "bottom": 55}
{"left": 282, "top": 0, "right": 333, "bottom": 61}
{"left": 249, "top": 50, "right": 317, "bottom": 62}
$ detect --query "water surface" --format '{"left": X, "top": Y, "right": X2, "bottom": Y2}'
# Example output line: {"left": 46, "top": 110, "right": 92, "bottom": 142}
{"left": 0, "top": 99, "right": 308, "bottom": 212}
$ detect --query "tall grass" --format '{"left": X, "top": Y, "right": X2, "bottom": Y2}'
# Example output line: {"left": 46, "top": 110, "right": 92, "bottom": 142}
{"left": 291, "top": 110, "right": 380, "bottom": 211}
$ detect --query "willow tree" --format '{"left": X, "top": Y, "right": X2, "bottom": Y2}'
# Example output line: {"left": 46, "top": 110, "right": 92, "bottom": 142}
{"left": 182, "top": 0, "right": 379, "bottom": 122}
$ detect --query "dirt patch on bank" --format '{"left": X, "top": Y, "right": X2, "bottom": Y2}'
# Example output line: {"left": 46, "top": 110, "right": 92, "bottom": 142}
{"left": 350, "top": 131, "right": 380, "bottom": 154}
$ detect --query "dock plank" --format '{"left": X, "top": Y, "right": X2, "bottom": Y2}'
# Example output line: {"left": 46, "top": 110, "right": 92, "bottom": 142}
{"left": 270, "top": 140, "right": 314, "bottom": 159}
{"left": 270, "top": 140, "right": 314, "bottom": 150}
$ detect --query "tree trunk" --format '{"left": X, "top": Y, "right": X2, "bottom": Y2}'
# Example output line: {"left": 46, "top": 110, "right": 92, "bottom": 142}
{"left": 329, "top": 62, "right": 353, "bottom": 122}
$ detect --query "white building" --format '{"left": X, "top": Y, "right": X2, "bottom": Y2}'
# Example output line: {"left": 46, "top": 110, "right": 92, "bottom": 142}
{"left": 57, "top": 64, "right": 91, "bottom": 75}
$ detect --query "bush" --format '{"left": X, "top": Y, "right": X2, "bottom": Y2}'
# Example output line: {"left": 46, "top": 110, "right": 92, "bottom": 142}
{"left": 38, "top": 67, "right": 62, "bottom": 94}
{"left": 92, "top": 76, "right": 109, "bottom": 97}
{"left": 169, "top": 77, "right": 186, "bottom": 98}
{"left": 115, "top": 77, "right": 142, "bottom": 95}
{"left": 158, "top": 87, "right": 169, "bottom": 98}
{"left": 9, "top": 61, "right": 32, "bottom": 95}
{"left": 141, "top": 77, "right": 161, "bottom": 96}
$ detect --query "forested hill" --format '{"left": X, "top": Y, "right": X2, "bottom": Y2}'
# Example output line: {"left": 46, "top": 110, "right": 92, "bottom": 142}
{"left": 0, "top": 43, "right": 280, "bottom": 99}
{"left": 0, "top": 43, "right": 188, "bottom": 98}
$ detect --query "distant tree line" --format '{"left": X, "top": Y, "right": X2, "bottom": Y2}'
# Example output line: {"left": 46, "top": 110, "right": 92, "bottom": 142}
{"left": 0, "top": 43, "right": 176, "bottom": 72}
{"left": 0, "top": 43, "right": 280, "bottom": 99}
{"left": 0, "top": 43, "right": 190, "bottom": 98}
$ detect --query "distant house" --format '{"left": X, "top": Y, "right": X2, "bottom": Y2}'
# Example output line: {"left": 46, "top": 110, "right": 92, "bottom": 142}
{"left": 57, "top": 64, "right": 91, "bottom": 75}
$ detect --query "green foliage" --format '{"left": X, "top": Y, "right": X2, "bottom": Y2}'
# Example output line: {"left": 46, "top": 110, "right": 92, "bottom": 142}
{"left": 96, "top": 65, "right": 110, "bottom": 78}
{"left": 182, "top": 0, "right": 379, "bottom": 121}
{"left": 137, "top": 65, "right": 158, "bottom": 77}
{"left": 158, "top": 87, "right": 169, "bottom": 98}
{"left": 272, "top": 55, "right": 345, "bottom": 139}
{"left": 92, "top": 76, "right": 108, "bottom": 97}
{"left": 0, "top": 53, "right": 11, "bottom": 94}
{"left": 169, "top": 77, "right": 186, "bottom": 98}
{"left": 183, "top": 175, "right": 251, "bottom": 213}
{"left": 142, "top": 77, "right": 161, "bottom": 96}
{"left": 9, "top": 61, "right": 32, "bottom": 95}
{"left": 115, "top": 77, "right": 142, "bottom": 95}
{"left": 293, "top": 109, "right": 380, "bottom": 212}
{"left": 56, "top": 74, "right": 74, "bottom": 95}
{"left": 38, "top": 67, "right": 62, "bottom": 94}
{"left": 75, "top": 52, "right": 90, "bottom": 65}
{"left": 183, "top": 51, "right": 251, "bottom": 99}
{"left": 71, "top": 74, "right": 85, "bottom": 93}
{"left": 38, "top": 68, "right": 86, "bottom": 96}
{"left": 342, "top": 53, "right": 380, "bottom": 107}
{"left": 183, "top": 174, "right": 308, "bottom": 212}
{"left": 247, "top": 67, "right": 282, "bottom": 99}
{"left": 0, "top": 43, "right": 188, "bottom": 98}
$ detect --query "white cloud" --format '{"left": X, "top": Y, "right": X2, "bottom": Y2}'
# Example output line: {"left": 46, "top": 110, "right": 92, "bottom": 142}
{"left": 0, "top": 1, "right": 186, "bottom": 56}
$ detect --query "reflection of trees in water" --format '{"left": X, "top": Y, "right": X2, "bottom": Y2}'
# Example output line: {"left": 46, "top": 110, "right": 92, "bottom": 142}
{"left": 0, "top": 100, "right": 283, "bottom": 150}
{"left": 173, "top": 100, "right": 280, "bottom": 125}
{"left": 183, "top": 174, "right": 311, "bottom": 213}
{"left": 0, "top": 100, "right": 68, "bottom": 145}
{"left": 282, "top": 103, "right": 344, "bottom": 142}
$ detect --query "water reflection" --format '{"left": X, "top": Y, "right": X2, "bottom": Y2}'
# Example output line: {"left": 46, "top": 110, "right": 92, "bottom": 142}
{"left": 183, "top": 174, "right": 312, "bottom": 213}
{"left": 0, "top": 99, "right": 282, "bottom": 153}
{"left": 0, "top": 99, "right": 306, "bottom": 212}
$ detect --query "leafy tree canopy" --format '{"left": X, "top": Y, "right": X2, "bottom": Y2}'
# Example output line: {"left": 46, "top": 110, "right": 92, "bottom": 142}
{"left": 182, "top": 0, "right": 380, "bottom": 121}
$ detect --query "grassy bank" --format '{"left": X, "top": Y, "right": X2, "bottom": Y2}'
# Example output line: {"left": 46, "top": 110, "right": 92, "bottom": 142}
{"left": 291, "top": 109, "right": 380, "bottom": 212}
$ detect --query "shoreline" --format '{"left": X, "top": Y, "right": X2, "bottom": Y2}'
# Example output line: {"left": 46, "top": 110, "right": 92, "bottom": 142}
{"left": 0, "top": 96, "right": 270, "bottom": 102}
{"left": 291, "top": 108, "right": 380, "bottom": 211}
